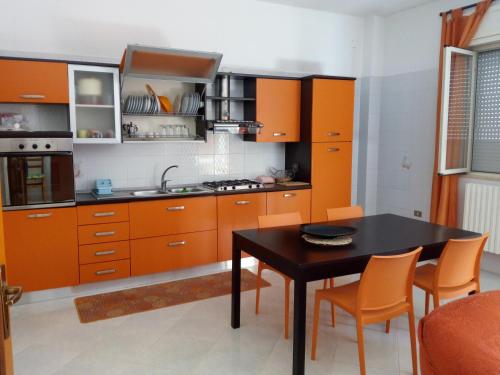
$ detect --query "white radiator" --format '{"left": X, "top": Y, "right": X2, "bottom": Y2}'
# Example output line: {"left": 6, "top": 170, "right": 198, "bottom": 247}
{"left": 463, "top": 182, "right": 500, "bottom": 254}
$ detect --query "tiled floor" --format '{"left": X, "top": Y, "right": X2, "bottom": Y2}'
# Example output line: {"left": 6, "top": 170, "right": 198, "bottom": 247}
{"left": 11, "top": 268, "right": 500, "bottom": 375}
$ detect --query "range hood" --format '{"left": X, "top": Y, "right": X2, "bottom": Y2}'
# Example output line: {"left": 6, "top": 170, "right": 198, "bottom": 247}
{"left": 207, "top": 120, "right": 263, "bottom": 135}
{"left": 120, "top": 44, "right": 222, "bottom": 84}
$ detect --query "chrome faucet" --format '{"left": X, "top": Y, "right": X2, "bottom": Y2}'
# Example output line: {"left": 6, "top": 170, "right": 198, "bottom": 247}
{"left": 160, "top": 165, "right": 179, "bottom": 191}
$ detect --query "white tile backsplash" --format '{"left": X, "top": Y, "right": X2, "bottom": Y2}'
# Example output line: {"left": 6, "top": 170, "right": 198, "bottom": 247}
{"left": 74, "top": 133, "right": 285, "bottom": 191}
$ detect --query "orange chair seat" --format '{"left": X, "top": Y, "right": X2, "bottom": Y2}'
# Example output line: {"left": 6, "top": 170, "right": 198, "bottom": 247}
{"left": 414, "top": 263, "right": 479, "bottom": 299}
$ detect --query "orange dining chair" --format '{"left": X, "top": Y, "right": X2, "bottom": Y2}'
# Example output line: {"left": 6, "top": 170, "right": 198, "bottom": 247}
{"left": 414, "top": 233, "right": 489, "bottom": 315}
{"left": 311, "top": 247, "right": 422, "bottom": 375}
{"left": 327, "top": 205, "right": 364, "bottom": 221}
{"left": 255, "top": 212, "right": 302, "bottom": 339}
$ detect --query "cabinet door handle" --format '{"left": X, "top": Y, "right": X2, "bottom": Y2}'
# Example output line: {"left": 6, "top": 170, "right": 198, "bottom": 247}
{"left": 235, "top": 200, "right": 251, "bottom": 205}
{"left": 95, "top": 250, "right": 116, "bottom": 256}
{"left": 273, "top": 132, "right": 286, "bottom": 137}
{"left": 327, "top": 147, "right": 340, "bottom": 152}
{"left": 27, "top": 213, "right": 52, "bottom": 219}
{"left": 95, "top": 269, "right": 116, "bottom": 276}
{"left": 327, "top": 131, "right": 340, "bottom": 137}
{"left": 95, "top": 231, "right": 116, "bottom": 237}
{"left": 19, "top": 94, "right": 46, "bottom": 99}
{"left": 283, "top": 193, "right": 296, "bottom": 198}
{"left": 93, "top": 212, "right": 116, "bottom": 217}
{"left": 167, "top": 206, "right": 185, "bottom": 211}
{"left": 168, "top": 241, "right": 186, "bottom": 247}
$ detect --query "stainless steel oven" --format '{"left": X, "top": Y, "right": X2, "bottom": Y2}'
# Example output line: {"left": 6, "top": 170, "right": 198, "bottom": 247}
{"left": 0, "top": 131, "right": 75, "bottom": 210}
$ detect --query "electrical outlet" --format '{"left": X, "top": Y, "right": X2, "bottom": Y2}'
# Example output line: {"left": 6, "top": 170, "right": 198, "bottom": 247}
{"left": 414, "top": 210, "right": 422, "bottom": 218}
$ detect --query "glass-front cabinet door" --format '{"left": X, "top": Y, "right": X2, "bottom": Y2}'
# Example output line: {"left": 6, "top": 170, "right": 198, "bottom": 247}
{"left": 68, "top": 65, "right": 121, "bottom": 144}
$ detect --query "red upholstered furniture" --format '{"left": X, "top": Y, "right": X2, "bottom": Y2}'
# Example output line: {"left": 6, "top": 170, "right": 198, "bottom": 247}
{"left": 418, "top": 291, "right": 500, "bottom": 375}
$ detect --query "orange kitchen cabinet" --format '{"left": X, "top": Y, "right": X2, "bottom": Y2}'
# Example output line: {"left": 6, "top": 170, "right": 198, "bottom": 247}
{"left": 3, "top": 207, "right": 78, "bottom": 291}
{"left": 77, "top": 222, "right": 130, "bottom": 245}
{"left": 266, "top": 189, "right": 311, "bottom": 223}
{"left": 79, "top": 240, "right": 130, "bottom": 265}
{"left": 80, "top": 259, "right": 130, "bottom": 284}
{"left": 129, "top": 196, "right": 217, "bottom": 239}
{"left": 217, "top": 193, "right": 267, "bottom": 261}
{"left": 131, "top": 230, "right": 217, "bottom": 276}
{"left": 77, "top": 203, "right": 129, "bottom": 225}
{"left": 311, "top": 142, "right": 352, "bottom": 222}
{"left": 311, "top": 79, "right": 354, "bottom": 142}
{"left": 255, "top": 78, "right": 301, "bottom": 142}
{"left": 0, "top": 59, "right": 69, "bottom": 103}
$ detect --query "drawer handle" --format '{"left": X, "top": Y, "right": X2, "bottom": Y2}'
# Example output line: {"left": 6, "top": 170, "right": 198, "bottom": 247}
{"left": 95, "top": 250, "right": 116, "bottom": 256}
{"left": 273, "top": 132, "right": 286, "bottom": 137}
{"left": 19, "top": 94, "right": 46, "bottom": 99}
{"left": 327, "top": 131, "right": 340, "bottom": 137}
{"left": 283, "top": 193, "right": 296, "bottom": 198}
{"left": 167, "top": 206, "right": 185, "bottom": 211}
{"left": 27, "top": 213, "right": 52, "bottom": 219}
{"left": 327, "top": 147, "right": 340, "bottom": 152}
{"left": 95, "top": 231, "right": 116, "bottom": 237}
{"left": 235, "top": 200, "right": 251, "bottom": 205}
{"left": 168, "top": 241, "right": 186, "bottom": 247}
{"left": 93, "top": 212, "right": 116, "bottom": 217}
{"left": 95, "top": 269, "right": 116, "bottom": 276}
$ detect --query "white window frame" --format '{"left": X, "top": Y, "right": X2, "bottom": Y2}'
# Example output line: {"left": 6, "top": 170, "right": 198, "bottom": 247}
{"left": 438, "top": 46, "right": 478, "bottom": 175}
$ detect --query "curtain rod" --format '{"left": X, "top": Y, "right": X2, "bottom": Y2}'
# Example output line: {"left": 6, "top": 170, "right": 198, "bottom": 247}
{"left": 439, "top": 0, "right": 496, "bottom": 16}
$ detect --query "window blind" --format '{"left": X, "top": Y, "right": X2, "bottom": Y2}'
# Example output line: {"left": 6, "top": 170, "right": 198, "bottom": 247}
{"left": 472, "top": 49, "right": 500, "bottom": 173}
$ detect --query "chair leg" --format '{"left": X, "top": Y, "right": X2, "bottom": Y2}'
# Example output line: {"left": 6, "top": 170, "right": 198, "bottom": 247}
{"left": 284, "top": 278, "right": 291, "bottom": 339}
{"left": 255, "top": 262, "right": 263, "bottom": 314}
{"left": 323, "top": 279, "right": 327, "bottom": 289}
{"left": 424, "top": 292, "right": 429, "bottom": 315}
{"left": 329, "top": 278, "right": 334, "bottom": 288}
{"left": 330, "top": 303, "right": 336, "bottom": 327}
{"left": 311, "top": 295, "right": 321, "bottom": 360}
{"left": 433, "top": 294, "right": 440, "bottom": 311}
{"left": 356, "top": 318, "right": 366, "bottom": 375}
{"left": 408, "top": 308, "right": 418, "bottom": 375}
{"left": 385, "top": 320, "right": 390, "bottom": 334}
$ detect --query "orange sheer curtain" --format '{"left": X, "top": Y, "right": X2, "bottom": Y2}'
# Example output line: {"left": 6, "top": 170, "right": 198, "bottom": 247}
{"left": 430, "top": 0, "right": 492, "bottom": 226}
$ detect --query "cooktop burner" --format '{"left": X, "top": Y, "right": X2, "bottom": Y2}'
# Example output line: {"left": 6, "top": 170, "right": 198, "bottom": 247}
{"left": 202, "top": 179, "right": 264, "bottom": 192}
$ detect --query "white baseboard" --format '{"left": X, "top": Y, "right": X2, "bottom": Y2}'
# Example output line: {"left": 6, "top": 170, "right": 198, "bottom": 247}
{"left": 481, "top": 252, "right": 500, "bottom": 275}
{"left": 18, "top": 258, "right": 257, "bottom": 305}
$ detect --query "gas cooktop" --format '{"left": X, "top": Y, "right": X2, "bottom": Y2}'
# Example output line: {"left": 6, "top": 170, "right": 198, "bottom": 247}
{"left": 202, "top": 179, "right": 264, "bottom": 192}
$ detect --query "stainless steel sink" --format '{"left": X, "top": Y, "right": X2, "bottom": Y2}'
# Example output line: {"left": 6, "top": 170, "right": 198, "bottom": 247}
{"left": 131, "top": 190, "right": 168, "bottom": 197}
{"left": 167, "top": 187, "right": 208, "bottom": 194}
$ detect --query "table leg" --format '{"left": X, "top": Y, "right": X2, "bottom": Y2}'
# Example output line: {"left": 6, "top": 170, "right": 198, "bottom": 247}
{"left": 293, "top": 277, "right": 307, "bottom": 375}
{"left": 231, "top": 235, "right": 241, "bottom": 329}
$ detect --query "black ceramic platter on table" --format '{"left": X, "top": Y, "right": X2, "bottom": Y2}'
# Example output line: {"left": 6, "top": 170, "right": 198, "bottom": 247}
{"left": 300, "top": 224, "right": 357, "bottom": 238}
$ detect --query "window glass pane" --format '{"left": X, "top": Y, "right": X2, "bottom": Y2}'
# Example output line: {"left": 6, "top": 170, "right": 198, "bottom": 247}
{"left": 473, "top": 49, "right": 500, "bottom": 173}
{"left": 446, "top": 52, "right": 474, "bottom": 170}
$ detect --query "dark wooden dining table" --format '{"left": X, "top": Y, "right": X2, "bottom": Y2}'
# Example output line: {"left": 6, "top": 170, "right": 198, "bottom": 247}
{"left": 230, "top": 214, "right": 478, "bottom": 375}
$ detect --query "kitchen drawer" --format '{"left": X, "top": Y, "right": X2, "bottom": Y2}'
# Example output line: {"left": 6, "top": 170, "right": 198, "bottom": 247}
{"left": 78, "top": 222, "right": 129, "bottom": 245}
{"left": 266, "top": 189, "right": 311, "bottom": 223}
{"left": 0, "top": 59, "right": 69, "bottom": 103}
{"left": 217, "top": 193, "right": 267, "bottom": 261}
{"left": 129, "top": 196, "right": 217, "bottom": 239}
{"left": 77, "top": 203, "right": 129, "bottom": 225}
{"left": 80, "top": 259, "right": 130, "bottom": 284}
{"left": 79, "top": 240, "right": 130, "bottom": 265}
{"left": 3, "top": 207, "right": 78, "bottom": 291}
{"left": 131, "top": 230, "right": 217, "bottom": 276}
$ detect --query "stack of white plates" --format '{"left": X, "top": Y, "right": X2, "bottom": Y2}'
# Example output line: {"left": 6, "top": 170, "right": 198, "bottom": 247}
{"left": 124, "top": 95, "right": 160, "bottom": 114}
{"left": 178, "top": 92, "right": 201, "bottom": 115}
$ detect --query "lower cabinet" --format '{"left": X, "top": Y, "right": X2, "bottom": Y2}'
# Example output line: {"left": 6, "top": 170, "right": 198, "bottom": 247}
{"left": 266, "top": 189, "right": 311, "bottom": 223}
{"left": 130, "top": 230, "right": 217, "bottom": 276}
{"left": 217, "top": 193, "right": 267, "bottom": 261}
{"left": 80, "top": 259, "right": 131, "bottom": 284}
{"left": 3, "top": 207, "right": 78, "bottom": 292}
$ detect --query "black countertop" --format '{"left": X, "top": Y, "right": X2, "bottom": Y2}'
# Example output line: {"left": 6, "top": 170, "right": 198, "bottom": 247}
{"left": 76, "top": 183, "right": 312, "bottom": 205}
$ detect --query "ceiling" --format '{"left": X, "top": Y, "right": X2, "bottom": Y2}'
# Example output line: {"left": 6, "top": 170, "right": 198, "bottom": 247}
{"left": 258, "top": 0, "right": 437, "bottom": 16}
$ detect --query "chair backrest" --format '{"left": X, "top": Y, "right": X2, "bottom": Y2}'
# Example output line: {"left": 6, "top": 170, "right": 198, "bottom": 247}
{"left": 258, "top": 212, "right": 302, "bottom": 229}
{"left": 436, "top": 233, "right": 489, "bottom": 288}
{"left": 357, "top": 247, "right": 422, "bottom": 311}
{"left": 327, "top": 205, "right": 364, "bottom": 221}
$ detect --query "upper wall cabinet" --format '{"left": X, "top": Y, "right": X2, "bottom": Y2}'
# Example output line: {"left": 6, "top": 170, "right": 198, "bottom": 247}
{"left": 0, "top": 59, "right": 69, "bottom": 103}
{"left": 254, "top": 78, "right": 301, "bottom": 142}
{"left": 311, "top": 79, "right": 354, "bottom": 142}
{"left": 68, "top": 65, "right": 121, "bottom": 144}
